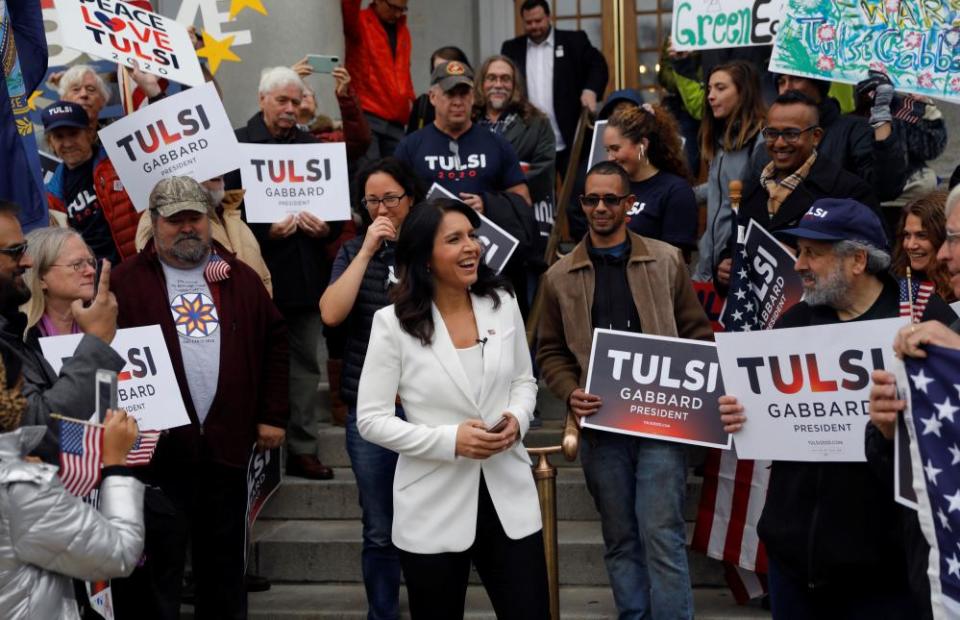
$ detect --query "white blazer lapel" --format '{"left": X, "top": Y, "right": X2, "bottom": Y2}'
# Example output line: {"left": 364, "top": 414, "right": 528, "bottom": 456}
{"left": 429, "top": 303, "right": 478, "bottom": 409}
{"left": 474, "top": 293, "right": 503, "bottom": 411}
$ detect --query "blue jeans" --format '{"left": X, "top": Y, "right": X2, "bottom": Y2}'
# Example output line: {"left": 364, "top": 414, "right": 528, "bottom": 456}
{"left": 579, "top": 429, "right": 693, "bottom": 620}
{"left": 346, "top": 406, "right": 404, "bottom": 620}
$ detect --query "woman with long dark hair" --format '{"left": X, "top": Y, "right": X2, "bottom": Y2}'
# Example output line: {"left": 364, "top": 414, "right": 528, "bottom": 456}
{"left": 693, "top": 60, "right": 767, "bottom": 284}
{"left": 603, "top": 104, "right": 698, "bottom": 257}
{"left": 891, "top": 191, "right": 955, "bottom": 302}
{"left": 319, "top": 156, "right": 424, "bottom": 619}
{"left": 356, "top": 198, "right": 548, "bottom": 619}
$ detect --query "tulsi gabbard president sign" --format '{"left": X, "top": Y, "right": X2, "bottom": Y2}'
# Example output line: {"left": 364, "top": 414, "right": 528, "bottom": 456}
{"left": 583, "top": 329, "right": 730, "bottom": 449}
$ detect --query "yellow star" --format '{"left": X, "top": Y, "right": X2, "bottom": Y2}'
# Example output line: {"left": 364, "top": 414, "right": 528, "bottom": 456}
{"left": 197, "top": 31, "right": 241, "bottom": 75}
{"left": 27, "top": 90, "right": 42, "bottom": 112}
{"left": 228, "top": 0, "right": 268, "bottom": 20}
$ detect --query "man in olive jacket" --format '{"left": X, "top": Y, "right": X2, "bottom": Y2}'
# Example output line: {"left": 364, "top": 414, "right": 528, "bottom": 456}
{"left": 536, "top": 161, "right": 711, "bottom": 619}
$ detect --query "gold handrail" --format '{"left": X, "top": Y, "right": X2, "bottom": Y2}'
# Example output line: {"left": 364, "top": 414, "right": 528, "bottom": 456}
{"left": 528, "top": 445, "right": 563, "bottom": 620}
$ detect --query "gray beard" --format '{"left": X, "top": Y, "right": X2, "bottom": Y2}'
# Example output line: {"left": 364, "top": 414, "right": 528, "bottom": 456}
{"left": 159, "top": 234, "right": 210, "bottom": 267}
{"left": 205, "top": 187, "right": 225, "bottom": 207}
{"left": 801, "top": 265, "right": 849, "bottom": 309}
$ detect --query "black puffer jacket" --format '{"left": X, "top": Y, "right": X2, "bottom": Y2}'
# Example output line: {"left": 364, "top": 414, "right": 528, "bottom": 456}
{"left": 338, "top": 236, "right": 396, "bottom": 406}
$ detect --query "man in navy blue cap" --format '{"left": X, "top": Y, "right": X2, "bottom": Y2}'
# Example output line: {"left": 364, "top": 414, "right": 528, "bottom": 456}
{"left": 42, "top": 100, "right": 137, "bottom": 264}
{"left": 718, "top": 197, "right": 955, "bottom": 618}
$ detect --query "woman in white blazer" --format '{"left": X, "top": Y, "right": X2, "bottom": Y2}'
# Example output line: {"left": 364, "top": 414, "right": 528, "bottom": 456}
{"left": 357, "top": 198, "right": 549, "bottom": 619}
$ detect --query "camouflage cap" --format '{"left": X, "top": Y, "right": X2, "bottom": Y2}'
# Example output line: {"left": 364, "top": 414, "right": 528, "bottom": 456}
{"left": 149, "top": 176, "right": 212, "bottom": 218}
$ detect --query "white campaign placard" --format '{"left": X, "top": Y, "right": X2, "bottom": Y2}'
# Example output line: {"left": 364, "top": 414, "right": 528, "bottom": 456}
{"left": 715, "top": 317, "right": 907, "bottom": 462}
{"left": 98, "top": 82, "right": 239, "bottom": 212}
{"left": 40, "top": 325, "right": 191, "bottom": 431}
{"left": 53, "top": 0, "right": 204, "bottom": 86}
{"left": 239, "top": 142, "right": 351, "bottom": 224}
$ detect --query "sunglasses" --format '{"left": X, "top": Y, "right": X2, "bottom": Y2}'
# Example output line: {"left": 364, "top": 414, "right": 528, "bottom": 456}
{"left": 579, "top": 194, "right": 630, "bottom": 208}
{"left": 0, "top": 242, "right": 28, "bottom": 262}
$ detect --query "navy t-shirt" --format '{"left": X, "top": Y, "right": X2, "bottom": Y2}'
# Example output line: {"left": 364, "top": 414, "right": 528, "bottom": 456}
{"left": 626, "top": 171, "right": 698, "bottom": 251}
{"left": 394, "top": 123, "right": 526, "bottom": 196}
{"left": 62, "top": 159, "right": 121, "bottom": 265}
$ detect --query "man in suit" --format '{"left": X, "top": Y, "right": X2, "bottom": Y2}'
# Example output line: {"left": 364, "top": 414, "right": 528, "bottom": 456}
{"left": 501, "top": 0, "right": 609, "bottom": 174}
{"left": 537, "top": 161, "right": 712, "bottom": 618}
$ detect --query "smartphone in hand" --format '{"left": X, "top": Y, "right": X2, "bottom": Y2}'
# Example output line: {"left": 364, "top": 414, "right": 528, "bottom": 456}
{"left": 487, "top": 415, "right": 509, "bottom": 434}
{"left": 306, "top": 54, "right": 340, "bottom": 74}
{"left": 95, "top": 369, "right": 118, "bottom": 423}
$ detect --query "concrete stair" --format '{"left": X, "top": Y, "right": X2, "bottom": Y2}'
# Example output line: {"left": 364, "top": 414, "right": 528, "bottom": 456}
{"left": 241, "top": 384, "right": 771, "bottom": 618}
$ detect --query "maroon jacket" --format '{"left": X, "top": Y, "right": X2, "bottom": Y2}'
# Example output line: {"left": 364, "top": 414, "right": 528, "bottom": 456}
{"left": 112, "top": 240, "right": 288, "bottom": 472}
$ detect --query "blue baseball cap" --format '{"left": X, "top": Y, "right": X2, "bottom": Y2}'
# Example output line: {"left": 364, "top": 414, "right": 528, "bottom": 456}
{"left": 41, "top": 101, "right": 89, "bottom": 132}
{"left": 779, "top": 198, "right": 889, "bottom": 251}
{"left": 598, "top": 89, "right": 644, "bottom": 120}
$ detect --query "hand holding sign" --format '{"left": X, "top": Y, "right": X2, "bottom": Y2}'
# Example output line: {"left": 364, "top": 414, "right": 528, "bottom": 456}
{"left": 568, "top": 387, "right": 603, "bottom": 417}
{"left": 718, "top": 394, "right": 746, "bottom": 434}
{"left": 296, "top": 211, "right": 331, "bottom": 239}
{"left": 867, "top": 369, "right": 902, "bottom": 441}
{"left": 268, "top": 214, "right": 297, "bottom": 240}
{"left": 256, "top": 423, "right": 285, "bottom": 451}
{"left": 71, "top": 260, "right": 118, "bottom": 344}
{"left": 459, "top": 192, "right": 484, "bottom": 214}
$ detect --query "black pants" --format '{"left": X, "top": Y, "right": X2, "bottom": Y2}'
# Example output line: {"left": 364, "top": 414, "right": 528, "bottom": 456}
{"left": 112, "top": 462, "right": 248, "bottom": 619}
{"left": 398, "top": 476, "right": 550, "bottom": 620}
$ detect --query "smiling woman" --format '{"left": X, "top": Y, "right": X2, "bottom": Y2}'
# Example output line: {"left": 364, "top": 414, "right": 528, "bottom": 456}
{"left": 891, "top": 191, "right": 954, "bottom": 302}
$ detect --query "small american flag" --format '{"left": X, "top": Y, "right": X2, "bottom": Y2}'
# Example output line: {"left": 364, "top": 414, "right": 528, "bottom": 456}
{"left": 903, "top": 346, "right": 960, "bottom": 617}
{"left": 126, "top": 431, "right": 161, "bottom": 466}
{"left": 899, "top": 278, "right": 933, "bottom": 324}
{"left": 58, "top": 418, "right": 103, "bottom": 497}
{"left": 204, "top": 254, "right": 231, "bottom": 283}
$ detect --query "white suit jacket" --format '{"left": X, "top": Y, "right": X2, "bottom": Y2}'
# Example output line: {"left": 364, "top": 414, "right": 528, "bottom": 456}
{"left": 357, "top": 290, "right": 541, "bottom": 554}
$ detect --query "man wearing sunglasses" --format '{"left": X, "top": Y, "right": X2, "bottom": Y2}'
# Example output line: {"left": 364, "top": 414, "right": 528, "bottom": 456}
{"left": 537, "top": 161, "right": 711, "bottom": 619}
{"left": 0, "top": 200, "right": 124, "bottom": 464}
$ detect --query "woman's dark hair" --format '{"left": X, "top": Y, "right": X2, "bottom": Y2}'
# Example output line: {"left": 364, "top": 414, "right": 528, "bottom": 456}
{"left": 892, "top": 191, "right": 954, "bottom": 301}
{"left": 606, "top": 104, "right": 691, "bottom": 181}
{"left": 429, "top": 46, "right": 471, "bottom": 72}
{"left": 391, "top": 198, "right": 512, "bottom": 345}
{"left": 699, "top": 60, "right": 766, "bottom": 162}
{"left": 353, "top": 157, "right": 425, "bottom": 224}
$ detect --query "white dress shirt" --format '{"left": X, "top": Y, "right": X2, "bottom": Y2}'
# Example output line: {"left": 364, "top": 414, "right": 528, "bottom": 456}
{"left": 525, "top": 28, "right": 565, "bottom": 151}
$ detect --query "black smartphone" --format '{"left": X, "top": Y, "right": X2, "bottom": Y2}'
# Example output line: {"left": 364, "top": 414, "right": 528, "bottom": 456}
{"left": 95, "top": 369, "right": 118, "bottom": 423}
{"left": 92, "top": 258, "right": 104, "bottom": 299}
{"left": 487, "top": 415, "right": 509, "bottom": 434}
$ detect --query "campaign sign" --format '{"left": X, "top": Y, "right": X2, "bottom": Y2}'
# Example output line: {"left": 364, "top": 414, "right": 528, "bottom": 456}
{"left": 769, "top": 0, "right": 960, "bottom": 102}
{"left": 244, "top": 444, "right": 281, "bottom": 568}
{"left": 715, "top": 317, "right": 907, "bottom": 461}
{"left": 719, "top": 219, "right": 804, "bottom": 331}
{"left": 672, "top": 0, "right": 783, "bottom": 51}
{"left": 587, "top": 120, "right": 608, "bottom": 170}
{"left": 98, "top": 82, "right": 239, "bottom": 212}
{"left": 426, "top": 183, "right": 519, "bottom": 275}
{"left": 583, "top": 329, "right": 731, "bottom": 449}
{"left": 40, "top": 325, "right": 191, "bottom": 431}
{"left": 53, "top": 0, "right": 204, "bottom": 87}
{"left": 239, "top": 142, "right": 351, "bottom": 224}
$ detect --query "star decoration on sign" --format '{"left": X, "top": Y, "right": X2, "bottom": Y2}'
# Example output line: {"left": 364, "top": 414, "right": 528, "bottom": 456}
{"left": 926, "top": 459, "right": 943, "bottom": 485}
{"left": 939, "top": 507, "right": 953, "bottom": 531}
{"left": 27, "top": 90, "right": 42, "bottom": 112}
{"left": 734, "top": 288, "right": 746, "bottom": 300}
{"left": 948, "top": 553, "right": 960, "bottom": 579}
{"left": 937, "top": 397, "right": 960, "bottom": 423}
{"left": 737, "top": 268, "right": 747, "bottom": 279}
{"left": 950, "top": 443, "right": 960, "bottom": 465}
{"left": 197, "top": 31, "right": 242, "bottom": 75}
{"left": 731, "top": 310, "right": 743, "bottom": 322}
{"left": 912, "top": 369, "right": 934, "bottom": 394}
{"left": 922, "top": 415, "right": 944, "bottom": 437}
{"left": 229, "top": 0, "right": 268, "bottom": 20}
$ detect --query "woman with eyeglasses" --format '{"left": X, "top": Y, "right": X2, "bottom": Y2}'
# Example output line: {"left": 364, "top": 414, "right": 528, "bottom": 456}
{"left": 21, "top": 227, "right": 98, "bottom": 338}
{"left": 356, "top": 197, "right": 547, "bottom": 619}
{"left": 603, "top": 104, "right": 698, "bottom": 259}
{"left": 318, "top": 157, "right": 423, "bottom": 619}
{"left": 693, "top": 61, "right": 767, "bottom": 286}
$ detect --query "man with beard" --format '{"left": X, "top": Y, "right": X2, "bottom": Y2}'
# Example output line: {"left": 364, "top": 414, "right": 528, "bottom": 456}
{"left": 225, "top": 66, "right": 338, "bottom": 481}
{"left": 475, "top": 55, "right": 556, "bottom": 253}
{"left": 537, "top": 161, "right": 712, "bottom": 618}
{"left": 0, "top": 199, "right": 124, "bottom": 463}
{"left": 110, "top": 176, "right": 288, "bottom": 617}
{"left": 720, "top": 198, "right": 955, "bottom": 618}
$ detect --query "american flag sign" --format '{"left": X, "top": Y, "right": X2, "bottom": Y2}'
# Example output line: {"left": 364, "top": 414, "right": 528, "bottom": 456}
{"left": 903, "top": 345, "right": 960, "bottom": 618}
{"left": 58, "top": 418, "right": 103, "bottom": 497}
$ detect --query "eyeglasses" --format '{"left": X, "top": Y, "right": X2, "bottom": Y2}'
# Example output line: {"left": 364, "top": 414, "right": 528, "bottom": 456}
{"left": 50, "top": 258, "right": 97, "bottom": 272}
{"left": 362, "top": 193, "right": 407, "bottom": 209}
{"left": 379, "top": 0, "right": 407, "bottom": 12}
{"left": 761, "top": 126, "right": 819, "bottom": 144}
{"left": 0, "top": 242, "right": 28, "bottom": 262}
{"left": 484, "top": 74, "right": 513, "bottom": 85}
{"left": 579, "top": 194, "right": 630, "bottom": 208}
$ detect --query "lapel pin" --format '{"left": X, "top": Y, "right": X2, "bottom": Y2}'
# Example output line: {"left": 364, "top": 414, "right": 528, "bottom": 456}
{"left": 488, "top": 329, "right": 496, "bottom": 335}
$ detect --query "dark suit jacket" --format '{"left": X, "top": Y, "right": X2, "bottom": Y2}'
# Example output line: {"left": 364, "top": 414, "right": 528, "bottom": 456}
{"left": 501, "top": 28, "right": 608, "bottom": 150}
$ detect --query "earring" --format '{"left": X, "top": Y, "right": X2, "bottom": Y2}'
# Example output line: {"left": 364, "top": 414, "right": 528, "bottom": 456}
{"left": 639, "top": 144, "right": 647, "bottom": 161}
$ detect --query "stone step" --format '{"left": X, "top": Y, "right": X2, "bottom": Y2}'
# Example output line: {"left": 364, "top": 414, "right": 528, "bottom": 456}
{"left": 263, "top": 468, "right": 704, "bottom": 523}
{"left": 183, "top": 584, "right": 769, "bottom": 619}
{"left": 251, "top": 520, "right": 724, "bottom": 587}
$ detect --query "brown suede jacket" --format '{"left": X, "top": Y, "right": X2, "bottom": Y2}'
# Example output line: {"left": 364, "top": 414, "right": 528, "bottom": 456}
{"left": 536, "top": 232, "right": 713, "bottom": 405}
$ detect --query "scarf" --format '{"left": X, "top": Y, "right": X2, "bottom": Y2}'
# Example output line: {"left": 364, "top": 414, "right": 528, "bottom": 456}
{"left": 759, "top": 152, "right": 817, "bottom": 217}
